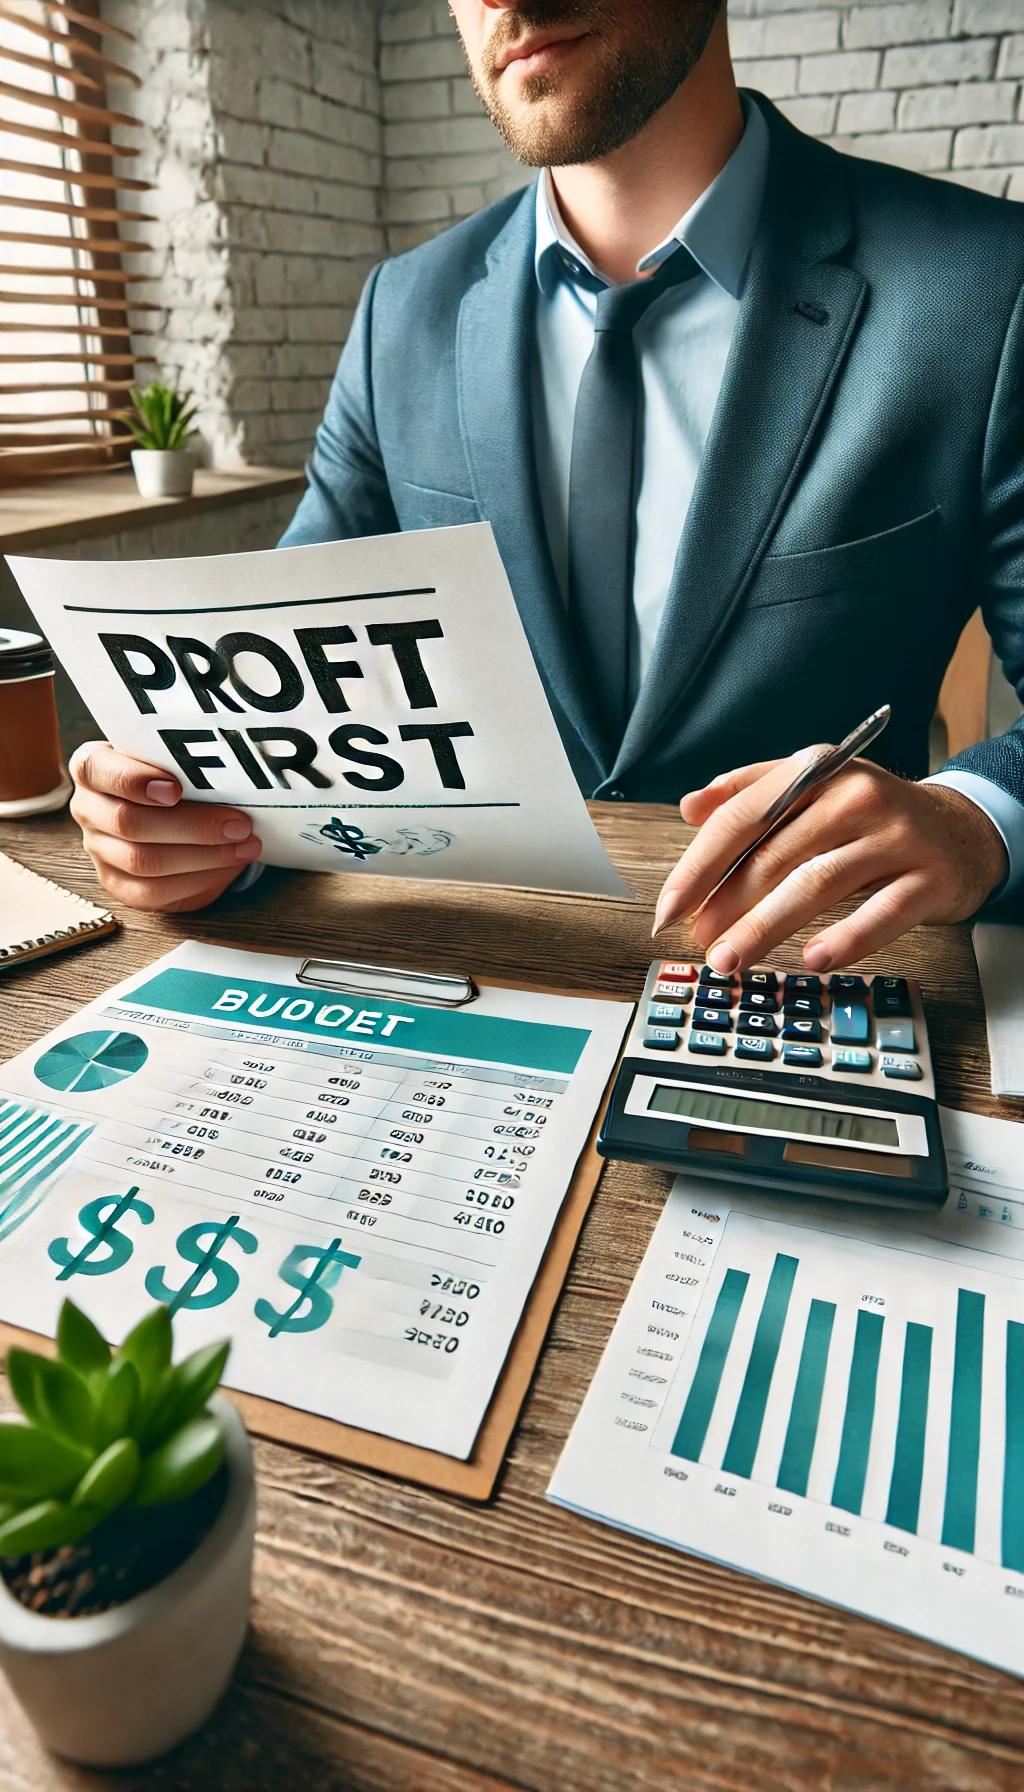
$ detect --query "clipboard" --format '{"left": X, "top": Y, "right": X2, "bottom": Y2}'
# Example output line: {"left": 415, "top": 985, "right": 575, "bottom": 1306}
{"left": 0, "top": 950, "right": 629, "bottom": 1503}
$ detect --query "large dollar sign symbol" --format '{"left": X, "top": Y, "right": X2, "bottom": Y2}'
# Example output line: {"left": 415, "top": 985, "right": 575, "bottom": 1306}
{"left": 255, "top": 1237, "right": 361, "bottom": 1338}
{"left": 48, "top": 1186, "right": 154, "bottom": 1280}
{"left": 145, "top": 1215, "right": 258, "bottom": 1316}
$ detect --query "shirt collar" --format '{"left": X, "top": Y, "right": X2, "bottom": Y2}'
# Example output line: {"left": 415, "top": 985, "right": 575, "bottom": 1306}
{"left": 534, "top": 92, "right": 769, "bottom": 303}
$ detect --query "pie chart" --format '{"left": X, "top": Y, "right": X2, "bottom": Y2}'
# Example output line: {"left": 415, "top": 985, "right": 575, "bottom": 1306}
{"left": 34, "top": 1029, "right": 149, "bottom": 1096}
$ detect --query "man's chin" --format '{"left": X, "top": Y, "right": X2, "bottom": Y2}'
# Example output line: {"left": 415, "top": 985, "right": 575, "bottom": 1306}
{"left": 484, "top": 90, "right": 625, "bottom": 168}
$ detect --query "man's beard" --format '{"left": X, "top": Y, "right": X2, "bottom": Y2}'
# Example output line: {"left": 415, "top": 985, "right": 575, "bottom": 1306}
{"left": 467, "top": 0, "right": 723, "bottom": 168}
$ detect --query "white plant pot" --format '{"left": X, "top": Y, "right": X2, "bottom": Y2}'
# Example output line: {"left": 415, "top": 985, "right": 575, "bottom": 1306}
{"left": 130, "top": 448, "right": 195, "bottom": 499}
{"left": 0, "top": 1396, "right": 254, "bottom": 1767}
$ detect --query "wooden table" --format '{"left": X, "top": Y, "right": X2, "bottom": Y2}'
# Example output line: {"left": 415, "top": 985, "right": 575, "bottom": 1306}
{"left": 2, "top": 804, "right": 1024, "bottom": 1792}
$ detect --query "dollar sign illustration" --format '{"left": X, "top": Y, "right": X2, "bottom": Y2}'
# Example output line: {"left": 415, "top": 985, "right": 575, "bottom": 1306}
{"left": 145, "top": 1215, "right": 258, "bottom": 1316}
{"left": 254, "top": 1237, "right": 361, "bottom": 1339}
{"left": 48, "top": 1186, "right": 154, "bottom": 1280}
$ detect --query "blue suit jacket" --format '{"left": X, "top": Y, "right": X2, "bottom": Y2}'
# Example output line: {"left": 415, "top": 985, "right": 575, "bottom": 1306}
{"left": 281, "top": 95, "right": 1024, "bottom": 826}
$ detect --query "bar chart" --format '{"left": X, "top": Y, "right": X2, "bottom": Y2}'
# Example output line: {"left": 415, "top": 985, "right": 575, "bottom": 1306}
{"left": 549, "top": 1122, "right": 1024, "bottom": 1677}
{"left": 657, "top": 1212, "right": 1024, "bottom": 1571}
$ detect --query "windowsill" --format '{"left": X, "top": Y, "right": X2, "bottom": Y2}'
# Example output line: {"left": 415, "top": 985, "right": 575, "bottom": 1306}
{"left": 0, "top": 465, "right": 307, "bottom": 553}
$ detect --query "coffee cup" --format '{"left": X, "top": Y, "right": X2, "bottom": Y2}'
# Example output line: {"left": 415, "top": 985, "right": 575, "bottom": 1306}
{"left": 0, "top": 628, "right": 72, "bottom": 818}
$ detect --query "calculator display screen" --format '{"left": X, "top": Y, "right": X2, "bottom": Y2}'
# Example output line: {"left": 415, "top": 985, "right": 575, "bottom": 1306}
{"left": 647, "top": 1084, "right": 900, "bottom": 1147}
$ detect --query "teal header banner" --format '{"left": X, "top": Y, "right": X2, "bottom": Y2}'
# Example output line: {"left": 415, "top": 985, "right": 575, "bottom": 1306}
{"left": 122, "top": 967, "right": 589, "bottom": 1075}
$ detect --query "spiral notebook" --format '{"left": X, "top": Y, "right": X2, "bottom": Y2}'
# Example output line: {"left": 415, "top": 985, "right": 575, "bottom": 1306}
{"left": 0, "top": 852, "right": 117, "bottom": 970}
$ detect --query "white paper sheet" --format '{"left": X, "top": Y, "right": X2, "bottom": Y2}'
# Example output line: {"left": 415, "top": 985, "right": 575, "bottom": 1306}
{"left": 548, "top": 1108, "right": 1024, "bottom": 1675}
{"left": 7, "top": 524, "right": 629, "bottom": 898}
{"left": 973, "top": 923, "right": 1024, "bottom": 1096}
{"left": 0, "top": 942, "right": 631, "bottom": 1459}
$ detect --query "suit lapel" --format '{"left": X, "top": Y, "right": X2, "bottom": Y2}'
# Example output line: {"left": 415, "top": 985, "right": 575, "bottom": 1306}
{"left": 456, "top": 186, "right": 609, "bottom": 786}
{"left": 613, "top": 102, "right": 868, "bottom": 784}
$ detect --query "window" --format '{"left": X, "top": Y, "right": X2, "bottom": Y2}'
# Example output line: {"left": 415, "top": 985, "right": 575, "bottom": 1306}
{"left": 0, "top": 0, "right": 153, "bottom": 481}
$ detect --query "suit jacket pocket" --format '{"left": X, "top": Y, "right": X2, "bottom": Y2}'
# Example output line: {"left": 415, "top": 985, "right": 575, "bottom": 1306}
{"left": 391, "top": 479, "right": 480, "bottom": 531}
{"left": 747, "top": 507, "right": 940, "bottom": 608}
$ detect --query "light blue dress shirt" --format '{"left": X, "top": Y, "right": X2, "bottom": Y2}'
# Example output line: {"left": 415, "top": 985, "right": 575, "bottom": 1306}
{"left": 531, "top": 96, "right": 1023, "bottom": 901}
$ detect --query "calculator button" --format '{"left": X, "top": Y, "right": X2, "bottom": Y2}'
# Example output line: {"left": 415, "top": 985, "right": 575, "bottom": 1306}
{"left": 659, "top": 962, "right": 698, "bottom": 982}
{"left": 876, "top": 976, "right": 909, "bottom": 999}
{"left": 831, "top": 974, "right": 868, "bottom": 997}
{"left": 689, "top": 1032, "right": 728, "bottom": 1056}
{"left": 882, "top": 1053, "right": 922, "bottom": 1080}
{"left": 648, "top": 1002, "right": 686, "bottom": 1026}
{"left": 741, "top": 969, "right": 779, "bottom": 991}
{"left": 739, "top": 990, "right": 779, "bottom": 1012}
{"left": 877, "top": 1020, "right": 916, "bottom": 1053}
{"left": 784, "top": 995, "right": 822, "bottom": 1018}
{"left": 783, "top": 1017, "right": 822, "bottom": 1043}
{"left": 693, "top": 1007, "right": 733, "bottom": 1032}
{"left": 644, "top": 1027, "right": 680, "bottom": 1051}
{"left": 738, "top": 1012, "right": 779, "bottom": 1036}
{"left": 735, "top": 1037, "right": 775, "bottom": 1061}
{"left": 785, "top": 974, "right": 821, "bottom": 995}
{"left": 698, "top": 986, "right": 733, "bottom": 1008}
{"left": 831, "top": 1001, "right": 870, "bottom": 1044}
{"left": 652, "top": 981, "right": 693, "bottom": 1003}
{"left": 783, "top": 1044, "right": 823, "bottom": 1068}
{"left": 699, "top": 969, "right": 736, "bottom": 990}
{"left": 874, "top": 988, "right": 912, "bottom": 1019}
{"left": 832, "top": 1047, "right": 872, "bottom": 1073}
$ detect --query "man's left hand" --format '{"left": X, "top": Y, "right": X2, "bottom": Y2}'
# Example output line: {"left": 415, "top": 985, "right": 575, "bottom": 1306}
{"left": 653, "top": 754, "right": 1009, "bottom": 974}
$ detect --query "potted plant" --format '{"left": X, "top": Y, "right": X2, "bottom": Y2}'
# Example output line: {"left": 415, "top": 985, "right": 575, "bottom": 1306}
{"left": 0, "top": 1299, "right": 254, "bottom": 1767}
{"left": 126, "top": 381, "right": 200, "bottom": 498}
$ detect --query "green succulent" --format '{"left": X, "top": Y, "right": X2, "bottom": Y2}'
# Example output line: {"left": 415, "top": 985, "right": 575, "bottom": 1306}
{"left": 125, "top": 381, "right": 199, "bottom": 453}
{"left": 0, "top": 1301, "right": 230, "bottom": 1555}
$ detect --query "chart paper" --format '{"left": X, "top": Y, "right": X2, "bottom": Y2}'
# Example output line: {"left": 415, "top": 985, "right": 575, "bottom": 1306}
{"left": 7, "top": 525, "right": 628, "bottom": 898}
{"left": 0, "top": 943, "right": 631, "bottom": 1460}
{"left": 549, "top": 1109, "right": 1024, "bottom": 1674}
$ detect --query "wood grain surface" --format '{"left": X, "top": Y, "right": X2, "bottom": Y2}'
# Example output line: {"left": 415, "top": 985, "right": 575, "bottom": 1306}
{"left": 1, "top": 804, "right": 1023, "bottom": 1792}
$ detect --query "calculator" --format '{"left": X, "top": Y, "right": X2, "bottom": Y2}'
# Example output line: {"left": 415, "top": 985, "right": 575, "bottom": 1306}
{"left": 598, "top": 960, "right": 948, "bottom": 1210}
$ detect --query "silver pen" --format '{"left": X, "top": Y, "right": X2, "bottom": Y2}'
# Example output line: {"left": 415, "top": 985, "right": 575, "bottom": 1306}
{"left": 689, "top": 703, "right": 892, "bottom": 921}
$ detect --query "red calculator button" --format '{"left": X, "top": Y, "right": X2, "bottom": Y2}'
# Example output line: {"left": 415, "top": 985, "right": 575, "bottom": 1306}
{"left": 659, "top": 962, "right": 698, "bottom": 982}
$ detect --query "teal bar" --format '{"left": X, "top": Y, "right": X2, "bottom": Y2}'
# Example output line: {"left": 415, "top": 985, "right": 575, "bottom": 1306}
{"left": 722, "top": 1253, "right": 799, "bottom": 1478}
{"left": 777, "top": 1299, "right": 836, "bottom": 1497}
{"left": 885, "top": 1322, "right": 932, "bottom": 1534}
{"left": 832, "top": 1309, "right": 884, "bottom": 1515}
{"left": 671, "top": 1268, "right": 749, "bottom": 1462}
{"left": 125, "top": 966, "right": 590, "bottom": 1074}
{"left": 942, "top": 1288, "right": 985, "bottom": 1551}
{"left": 1003, "top": 1321, "right": 1024, "bottom": 1573}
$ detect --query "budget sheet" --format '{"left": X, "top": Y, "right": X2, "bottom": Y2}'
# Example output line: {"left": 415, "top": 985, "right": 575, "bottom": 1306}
{"left": 0, "top": 943, "right": 631, "bottom": 1459}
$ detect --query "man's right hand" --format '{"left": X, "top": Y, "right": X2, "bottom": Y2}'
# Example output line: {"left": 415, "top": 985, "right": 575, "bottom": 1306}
{"left": 69, "top": 743, "right": 262, "bottom": 914}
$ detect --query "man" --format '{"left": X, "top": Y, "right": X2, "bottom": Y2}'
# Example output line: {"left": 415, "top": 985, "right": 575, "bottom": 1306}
{"left": 71, "top": 0, "right": 1024, "bottom": 980}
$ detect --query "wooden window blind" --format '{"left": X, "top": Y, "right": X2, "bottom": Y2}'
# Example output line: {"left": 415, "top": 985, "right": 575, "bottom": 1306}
{"left": 0, "top": 0, "right": 155, "bottom": 481}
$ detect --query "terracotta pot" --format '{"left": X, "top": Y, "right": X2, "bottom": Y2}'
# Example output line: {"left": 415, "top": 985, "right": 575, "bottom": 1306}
{"left": 0, "top": 1396, "right": 254, "bottom": 1766}
{"left": 130, "top": 449, "right": 195, "bottom": 498}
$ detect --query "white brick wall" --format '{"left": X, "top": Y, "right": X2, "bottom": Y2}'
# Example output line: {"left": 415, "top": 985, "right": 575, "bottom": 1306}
{"left": 104, "top": 0, "right": 384, "bottom": 467}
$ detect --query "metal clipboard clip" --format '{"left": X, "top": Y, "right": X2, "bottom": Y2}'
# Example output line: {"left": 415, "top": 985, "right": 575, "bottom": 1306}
{"left": 296, "top": 957, "right": 477, "bottom": 1008}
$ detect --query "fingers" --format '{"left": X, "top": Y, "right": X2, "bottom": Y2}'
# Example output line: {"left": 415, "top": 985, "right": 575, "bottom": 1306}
{"left": 71, "top": 783, "right": 256, "bottom": 848}
{"left": 698, "top": 845, "right": 876, "bottom": 974}
{"left": 80, "top": 833, "right": 261, "bottom": 881}
{"left": 656, "top": 750, "right": 826, "bottom": 933}
{"left": 70, "top": 742, "right": 182, "bottom": 808}
{"left": 84, "top": 857, "right": 249, "bottom": 915}
{"left": 688, "top": 774, "right": 903, "bottom": 948}
{"left": 69, "top": 741, "right": 262, "bottom": 914}
{"left": 679, "top": 758, "right": 788, "bottom": 826}
{"left": 803, "top": 873, "right": 935, "bottom": 972}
